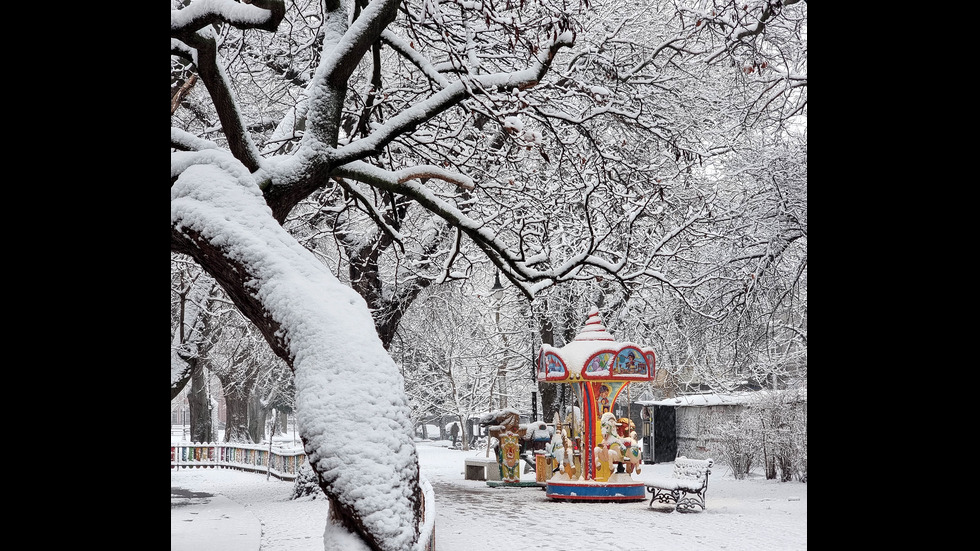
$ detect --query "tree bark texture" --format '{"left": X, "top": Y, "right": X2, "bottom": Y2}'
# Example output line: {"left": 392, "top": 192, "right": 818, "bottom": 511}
{"left": 248, "top": 392, "right": 268, "bottom": 443}
{"left": 223, "top": 390, "right": 252, "bottom": 443}
{"left": 189, "top": 365, "right": 215, "bottom": 442}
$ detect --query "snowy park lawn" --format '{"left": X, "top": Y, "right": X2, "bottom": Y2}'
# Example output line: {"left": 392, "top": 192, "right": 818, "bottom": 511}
{"left": 171, "top": 439, "right": 806, "bottom": 550}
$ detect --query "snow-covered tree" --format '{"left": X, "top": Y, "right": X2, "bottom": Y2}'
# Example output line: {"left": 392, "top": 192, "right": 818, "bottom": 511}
{"left": 394, "top": 283, "right": 497, "bottom": 450}
{"left": 171, "top": 258, "right": 219, "bottom": 399}
{"left": 171, "top": 0, "right": 805, "bottom": 548}
{"left": 172, "top": 1, "right": 582, "bottom": 548}
{"left": 214, "top": 320, "right": 297, "bottom": 444}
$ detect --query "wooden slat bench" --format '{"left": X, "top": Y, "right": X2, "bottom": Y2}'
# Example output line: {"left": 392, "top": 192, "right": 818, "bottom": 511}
{"left": 644, "top": 457, "right": 713, "bottom": 513}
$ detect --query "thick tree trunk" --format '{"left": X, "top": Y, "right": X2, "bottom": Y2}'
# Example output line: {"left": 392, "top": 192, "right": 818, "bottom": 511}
{"left": 248, "top": 393, "right": 268, "bottom": 443}
{"left": 456, "top": 414, "right": 469, "bottom": 451}
{"left": 189, "top": 365, "right": 215, "bottom": 442}
{"left": 275, "top": 410, "right": 288, "bottom": 436}
{"left": 224, "top": 390, "right": 252, "bottom": 443}
{"left": 173, "top": 155, "right": 423, "bottom": 550}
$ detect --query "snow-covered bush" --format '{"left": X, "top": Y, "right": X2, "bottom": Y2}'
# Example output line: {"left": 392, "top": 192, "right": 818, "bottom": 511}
{"left": 291, "top": 459, "right": 322, "bottom": 500}
{"left": 793, "top": 436, "right": 806, "bottom": 482}
{"left": 748, "top": 389, "right": 807, "bottom": 482}
{"left": 791, "top": 404, "right": 807, "bottom": 482}
{"left": 715, "top": 416, "right": 759, "bottom": 479}
{"left": 712, "top": 389, "right": 806, "bottom": 482}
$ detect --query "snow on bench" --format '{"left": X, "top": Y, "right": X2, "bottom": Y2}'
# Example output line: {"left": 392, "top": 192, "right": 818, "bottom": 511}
{"left": 644, "top": 457, "right": 713, "bottom": 513}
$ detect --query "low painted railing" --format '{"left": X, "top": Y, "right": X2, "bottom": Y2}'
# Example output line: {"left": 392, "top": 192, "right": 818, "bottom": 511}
{"left": 170, "top": 441, "right": 307, "bottom": 481}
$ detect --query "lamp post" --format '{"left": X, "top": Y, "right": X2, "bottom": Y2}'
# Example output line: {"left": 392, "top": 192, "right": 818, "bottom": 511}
{"left": 491, "top": 271, "right": 506, "bottom": 409}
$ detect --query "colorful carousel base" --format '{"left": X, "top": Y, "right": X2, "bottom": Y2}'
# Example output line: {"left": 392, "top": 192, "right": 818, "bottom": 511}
{"left": 486, "top": 480, "right": 543, "bottom": 488}
{"left": 545, "top": 480, "right": 647, "bottom": 501}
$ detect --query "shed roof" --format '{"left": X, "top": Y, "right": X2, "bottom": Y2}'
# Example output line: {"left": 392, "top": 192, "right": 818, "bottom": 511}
{"left": 636, "top": 393, "right": 750, "bottom": 407}
{"left": 637, "top": 389, "right": 806, "bottom": 407}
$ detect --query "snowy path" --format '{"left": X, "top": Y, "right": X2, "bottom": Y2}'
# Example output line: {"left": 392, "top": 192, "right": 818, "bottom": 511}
{"left": 421, "top": 446, "right": 806, "bottom": 551}
{"left": 171, "top": 443, "right": 806, "bottom": 550}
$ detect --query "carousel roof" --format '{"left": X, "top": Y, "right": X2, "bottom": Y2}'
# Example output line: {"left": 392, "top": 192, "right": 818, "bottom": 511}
{"left": 537, "top": 306, "right": 655, "bottom": 382}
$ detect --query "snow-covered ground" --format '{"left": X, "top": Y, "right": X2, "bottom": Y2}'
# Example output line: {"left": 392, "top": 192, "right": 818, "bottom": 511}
{"left": 171, "top": 439, "right": 806, "bottom": 550}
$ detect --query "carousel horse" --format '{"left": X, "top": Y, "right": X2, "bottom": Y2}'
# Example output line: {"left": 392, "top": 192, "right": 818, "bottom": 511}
{"left": 615, "top": 416, "right": 642, "bottom": 474}
{"left": 545, "top": 425, "right": 578, "bottom": 478}
{"left": 546, "top": 428, "right": 565, "bottom": 470}
{"left": 596, "top": 412, "right": 642, "bottom": 475}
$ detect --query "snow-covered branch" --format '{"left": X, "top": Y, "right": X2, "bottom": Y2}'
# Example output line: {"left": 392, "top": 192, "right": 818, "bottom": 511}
{"left": 170, "top": 0, "right": 285, "bottom": 35}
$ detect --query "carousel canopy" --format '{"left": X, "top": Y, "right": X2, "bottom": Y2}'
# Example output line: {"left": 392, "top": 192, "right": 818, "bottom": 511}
{"left": 537, "top": 306, "right": 655, "bottom": 383}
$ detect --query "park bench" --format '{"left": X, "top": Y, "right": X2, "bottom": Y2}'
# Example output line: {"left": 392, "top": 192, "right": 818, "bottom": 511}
{"left": 644, "top": 457, "right": 713, "bottom": 513}
{"left": 464, "top": 456, "right": 502, "bottom": 481}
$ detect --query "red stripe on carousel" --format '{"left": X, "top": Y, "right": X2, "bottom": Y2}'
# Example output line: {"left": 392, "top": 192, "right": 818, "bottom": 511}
{"left": 581, "top": 382, "right": 595, "bottom": 480}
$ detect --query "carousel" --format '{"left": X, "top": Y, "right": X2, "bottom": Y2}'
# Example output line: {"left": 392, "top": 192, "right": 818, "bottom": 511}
{"left": 537, "top": 306, "right": 655, "bottom": 501}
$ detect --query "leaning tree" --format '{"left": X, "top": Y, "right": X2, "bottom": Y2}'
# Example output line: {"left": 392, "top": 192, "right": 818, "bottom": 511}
{"left": 171, "top": 1, "right": 805, "bottom": 549}
{"left": 172, "top": 1, "right": 588, "bottom": 549}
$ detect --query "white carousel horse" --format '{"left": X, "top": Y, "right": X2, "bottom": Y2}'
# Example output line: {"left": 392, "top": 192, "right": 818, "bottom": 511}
{"left": 597, "top": 412, "right": 642, "bottom": 475}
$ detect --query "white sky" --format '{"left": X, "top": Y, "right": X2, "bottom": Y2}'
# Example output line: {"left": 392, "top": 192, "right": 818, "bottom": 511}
{"left": 171, "top": 439, "right": 807, "bottom": 550}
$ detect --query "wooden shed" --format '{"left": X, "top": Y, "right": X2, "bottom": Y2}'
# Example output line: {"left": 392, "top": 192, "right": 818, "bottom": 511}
{"left": 635, "top": 393, "right": 754, "bottom": 463}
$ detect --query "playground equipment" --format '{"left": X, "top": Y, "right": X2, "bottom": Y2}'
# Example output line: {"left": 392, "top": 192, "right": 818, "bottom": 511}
{"left": 479, "top": 409, "right": 553, "bottom": 486}
{"left": 537, "top": 306, "right": 655, "bottom": 501}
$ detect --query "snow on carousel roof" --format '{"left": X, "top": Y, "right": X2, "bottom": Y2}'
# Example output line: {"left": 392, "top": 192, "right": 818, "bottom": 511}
{"left": 570, "top": 309, "right": 615, "bottom": 341}
{"left": 537, "top": 306, "right": 655, "bottom": 382}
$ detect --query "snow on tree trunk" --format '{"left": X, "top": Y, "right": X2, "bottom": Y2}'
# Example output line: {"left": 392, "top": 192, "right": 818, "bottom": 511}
{"left": 172, "top": 162, "right": 422, "bottom": 551}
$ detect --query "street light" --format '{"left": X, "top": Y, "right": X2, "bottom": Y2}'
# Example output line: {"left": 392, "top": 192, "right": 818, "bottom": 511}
{"left": 490, "top": 271, "right": 504, "bottom": 302}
